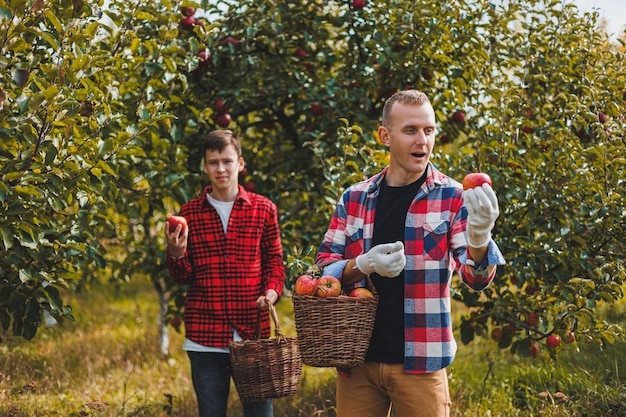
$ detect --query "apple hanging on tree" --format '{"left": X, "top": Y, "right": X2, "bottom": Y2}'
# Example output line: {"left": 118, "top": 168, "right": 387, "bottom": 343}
{"left": 179, "top": 16, "right": 197, "bottom": 30}
{"left": 546, "top": 334, "right": 561, "bottom": 349}
{"left": 243, "top": 181, "right": 257, "bottom": 192}
{"left": 180, "top": 6, "right": 195, "bottom": 16}
{"left": 310, "top": 103, "right": 324, "bottom": 116}
{"left": 525, "top": 312, "right": 540, "bottom": 327}
{"left": 294, "top": 48, "right": 308, "bottom": 58}
{"left": 452, "top": 110, "right": 465, "bottom": 123}
{"left": 214, "top": 99, "right": 229, "bottom": 114}
{"left": 529, "top": 341, "right": 540, "bottom": 356}
{"left": 352, "top": 0, "right": 365, "bottom": 10}
{"left": 563, "top": 331, "right": 576, "bottom": 344}
{"left": 215, "top": 113, "right": 232, "bottom": 128}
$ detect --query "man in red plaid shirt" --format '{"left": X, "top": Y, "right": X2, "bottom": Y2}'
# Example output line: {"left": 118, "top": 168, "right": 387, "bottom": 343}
{"left": 317, "top": 90, "right": 505, "bottom": 417}
{"left": 166, "top": 130, "right": 285, "bottom": 417}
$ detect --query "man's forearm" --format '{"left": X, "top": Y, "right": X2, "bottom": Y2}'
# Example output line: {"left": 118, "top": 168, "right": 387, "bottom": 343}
{"left": 341, "top": 258, "right": 367, "bottom": 285}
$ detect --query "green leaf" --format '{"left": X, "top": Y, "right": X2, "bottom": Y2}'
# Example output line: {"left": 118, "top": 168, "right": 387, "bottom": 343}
{"left": 0, "top": 226, "right": 13, "bottom": 250}
{"left": 44, "top": 10, "right": 63, "bottom": 33}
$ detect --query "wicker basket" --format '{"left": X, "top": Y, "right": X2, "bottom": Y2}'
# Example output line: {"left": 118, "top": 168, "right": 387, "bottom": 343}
{"left": 293, "top": 278, "right": 378, "bottom": 368}
{"left": 228, "top": 304, "right": 303, "bottom": 402}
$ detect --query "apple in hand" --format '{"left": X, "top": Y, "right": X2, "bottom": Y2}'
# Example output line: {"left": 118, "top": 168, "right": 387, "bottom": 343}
{"left": 167, "top": 216, "right": 188, "bottom": 234}
{"left": 348, "top": 288, "right": 374, "bottom": 299}
{"left": 294, "top": 274, "right": 318, "bottom": 296}
{"left": 315, "top": 275, "right": 341, "bottom": 297}
{"left": 462, "top": 173, "right": 492, "bottom": 190}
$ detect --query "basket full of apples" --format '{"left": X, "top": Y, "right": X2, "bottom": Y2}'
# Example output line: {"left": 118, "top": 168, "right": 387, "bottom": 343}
{"left": 292, "top": 272, "right": 378, "bottom": 368}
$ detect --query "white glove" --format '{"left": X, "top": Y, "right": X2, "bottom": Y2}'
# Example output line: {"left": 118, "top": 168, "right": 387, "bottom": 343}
{"left": 463, "top": 183, "right": 499, "bottom": 248}
{"left": 355, "top": 241, "right": 406, "bottom": 278}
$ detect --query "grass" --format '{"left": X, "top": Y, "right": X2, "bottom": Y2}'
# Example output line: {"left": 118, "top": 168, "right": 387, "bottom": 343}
{"left": 1, "top": 277, "right": 625, "bottom": 416}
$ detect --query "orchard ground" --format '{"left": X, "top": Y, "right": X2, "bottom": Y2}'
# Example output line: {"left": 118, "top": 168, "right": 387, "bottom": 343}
{"left": 1, "top": 277, "right": 625, "bottom": 417}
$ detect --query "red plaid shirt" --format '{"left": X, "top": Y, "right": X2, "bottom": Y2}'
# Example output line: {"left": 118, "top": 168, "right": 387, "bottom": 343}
{"left": 167, "top": 185, "right": 285, "bottom": 348}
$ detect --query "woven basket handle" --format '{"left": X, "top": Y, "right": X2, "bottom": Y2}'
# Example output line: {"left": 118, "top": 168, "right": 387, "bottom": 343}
{"left": 268, "top": 303, "right": 286, "bottom": 343}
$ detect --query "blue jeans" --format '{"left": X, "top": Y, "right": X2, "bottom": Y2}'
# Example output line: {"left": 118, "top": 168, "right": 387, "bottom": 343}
{"left": 187, "top": 351, "right": 274, "bottom": 417}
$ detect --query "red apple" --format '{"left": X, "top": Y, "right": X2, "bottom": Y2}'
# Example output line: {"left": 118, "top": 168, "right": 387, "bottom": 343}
{"left": 294, "top": 274, "right": 318, "bottom": 296}
{"left": 563, "top": 331, "right": 575, "bottom": 344}
{"left": 598, "top": 112, "right": 607, "bottom": 124}
{"left": 243, "top": 181, "right": 256, "bottom": 192}
{"left": 521, "top": 125, "right": 534, "bottom": 134}
{"left": 179, "top": 16, "right": 197, "bottom": 30}
{"left": 546, "top": 334, "right": 561, "bottom": 349}
{"left": 215, "top": 113, "right": 232, "bottom": 128}
{"left": 452, "top": 110, "right": 465, "bottom": 123}
{"left": 222, "top": 36, "right": 242, "bottom": 48}
{"left": 197, "top": 49, "right": 208, "bottom": 61}
{"left": 353, "top": 0, "right": 365, "bottom": 10}
{"left": 310, "top": 103, "right": 323, "bottom": 116}
{"left": 348, "top": 287, "right": 374, "bottom": 299}
{"left": 315, "top": 275, "right": 341, "bottom": 297}
{"left": 526, "top": 312, "right": 539, "bottom": 327}
{"left": 167, "top": 216, "right": 188, "bottom": 234}
{"left": 421, "top": 67, "right": 433, "bottom": 81}
{"left": 294, "top": 48, "right": 308, "bottom": 58}
{"left": 490, "top": 326, "right": 503, "bottom": 342}
{"left": 214, "top": 99, "right": 229, "bottom": 114}
{"left": 529, "top": 342, "right": 540, "bottom": 356}
{"left": 439, "top": 133, "right": 451, "bottom": 145}
{"left": 180, "top": 6, "right": 195, "bottom": 16}
{"left": 462, "top": 173, "right": 492, "bottom": 190}
{"left": 169, "top": 316, "right": 182, "bottom": 331}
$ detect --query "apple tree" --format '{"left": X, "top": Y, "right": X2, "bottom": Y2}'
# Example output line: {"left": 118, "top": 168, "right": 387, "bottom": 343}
{"left": 0, "top": 0, "right": 190, "bottom": 340}
{"left": 134, "top": 0, "right": 626, "bottom": 356}
{"left": 2, "top": 0, "right": 625, "bottom": 361}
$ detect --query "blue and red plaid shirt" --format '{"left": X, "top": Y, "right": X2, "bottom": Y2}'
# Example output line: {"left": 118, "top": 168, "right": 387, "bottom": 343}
{"left": 167, "top": 185, "right": 285, "bottom": 348}
{"left": 317, "top": 163, "right": 505, "bottom": 374}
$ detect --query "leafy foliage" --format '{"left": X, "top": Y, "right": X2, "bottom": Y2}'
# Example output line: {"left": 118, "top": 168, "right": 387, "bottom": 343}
{"left": 1, "top": 0, "right": 625, "bottom": 357}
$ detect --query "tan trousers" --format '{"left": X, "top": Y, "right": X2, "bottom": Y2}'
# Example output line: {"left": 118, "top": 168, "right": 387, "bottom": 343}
{"left": 336, "top": 362, "right": 451, "bottom": 417}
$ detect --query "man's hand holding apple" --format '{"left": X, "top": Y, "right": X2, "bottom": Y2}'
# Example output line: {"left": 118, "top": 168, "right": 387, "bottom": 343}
{"left": 463, "top": 183, "right": 499, "bottom": 248}
{"left": 165, "top": 216, "right": 189, "bottom": 258}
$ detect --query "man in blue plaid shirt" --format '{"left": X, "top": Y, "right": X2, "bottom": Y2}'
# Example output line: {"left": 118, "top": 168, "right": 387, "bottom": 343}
{"left": 317, "top": 90, "right": 505, "bottom": 417}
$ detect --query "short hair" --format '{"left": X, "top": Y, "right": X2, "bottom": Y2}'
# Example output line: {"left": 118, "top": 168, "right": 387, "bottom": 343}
{"left": 202, "top": 130, "right": 242, "bottom": 158}
{"left": 381, "top": 90, "right": 432, "bottom": 128}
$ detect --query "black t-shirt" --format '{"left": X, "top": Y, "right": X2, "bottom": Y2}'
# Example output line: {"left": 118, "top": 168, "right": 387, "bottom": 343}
{"left": 365, "top": 173, "right": 426, "bottom": 363}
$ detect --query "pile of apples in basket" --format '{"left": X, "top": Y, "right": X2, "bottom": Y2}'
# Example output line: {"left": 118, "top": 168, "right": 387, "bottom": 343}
{"left": 293, "top": 274, "right": 374, "bottom": 299}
